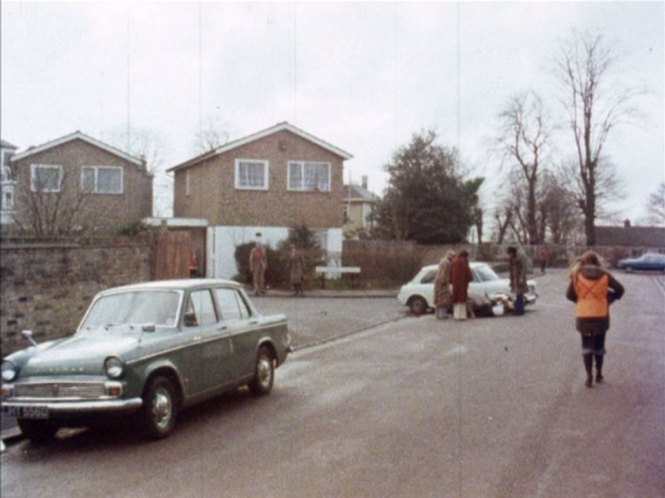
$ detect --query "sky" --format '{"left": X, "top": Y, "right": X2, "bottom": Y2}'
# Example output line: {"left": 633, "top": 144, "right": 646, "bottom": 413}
{"left": 1, "top": 1, "right": 663, "bottom": 226}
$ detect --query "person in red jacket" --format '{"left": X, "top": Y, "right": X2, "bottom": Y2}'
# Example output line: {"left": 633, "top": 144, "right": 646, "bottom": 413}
{"left": 451, "top": 249, "right": 473, "bottom": 320}
{"left": 566, "top": 251, "right": 625, "bottom": 387}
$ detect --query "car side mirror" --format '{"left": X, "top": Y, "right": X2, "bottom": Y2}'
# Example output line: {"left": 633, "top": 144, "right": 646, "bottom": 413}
{"left": 22, "top": 329, "right": 38, "bottom": 347}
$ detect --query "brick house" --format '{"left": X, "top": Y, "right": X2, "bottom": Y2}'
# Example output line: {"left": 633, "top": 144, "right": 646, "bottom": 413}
{"left": 1, "top": 139, "right": 19, "bottom": 225}
{"left": 343, "top": 175, "right": 380, "bottom": 238}
{"left": 9, "top": 131, "right": 153, "bottom": 233}
{"left": 167, "top": 122, "right": 353, "bottom": 278}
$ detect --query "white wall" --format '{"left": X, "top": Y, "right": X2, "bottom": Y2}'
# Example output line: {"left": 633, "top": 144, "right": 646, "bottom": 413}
{"left": 206, "top": 226, "right": 344, "bottom": 279}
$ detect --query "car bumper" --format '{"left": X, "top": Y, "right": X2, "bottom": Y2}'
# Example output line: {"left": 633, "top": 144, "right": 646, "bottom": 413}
{"left": 1, "top": 397, "right": 143, "bottom": 417}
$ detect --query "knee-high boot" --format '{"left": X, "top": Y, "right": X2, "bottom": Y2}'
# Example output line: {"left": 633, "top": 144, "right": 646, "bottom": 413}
{"left": 594, "top": 354, "right": 604, "bottom": 383}
{"left": 583, "top": 354, "right": 593, "bottom": 387}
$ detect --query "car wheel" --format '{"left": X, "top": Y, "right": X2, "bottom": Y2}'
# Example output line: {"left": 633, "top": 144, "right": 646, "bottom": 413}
{"left": 408, "top": 296, "right": 428, "bottom": 315}
{"left": 625, "top": 266, "right": 633, "bottom": 273}
{"left": 248, "top": 346, "right": 275, "bottom": 396}
{"left": 18, "top": 419, "right": 59, "bottom": 442}
{"left": 141, "top": 376, "right": 177, "bottom": 439}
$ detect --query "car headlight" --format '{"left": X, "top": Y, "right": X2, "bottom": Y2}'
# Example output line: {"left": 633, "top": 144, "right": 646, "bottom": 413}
{"left": 1, "top": 360, "right": 17, "bottom": 382}
{"left": 104, "top": 357, "right": 125, "bottom": 379}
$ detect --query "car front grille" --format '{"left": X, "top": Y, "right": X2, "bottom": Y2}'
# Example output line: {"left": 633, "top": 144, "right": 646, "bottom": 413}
{"left": 14, "top": 382, "right": 108, "bottom": 400}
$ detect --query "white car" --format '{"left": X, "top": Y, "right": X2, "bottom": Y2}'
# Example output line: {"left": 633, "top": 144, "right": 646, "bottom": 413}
{"left": 397, "top": 262, "right": 538, "bottom": 315}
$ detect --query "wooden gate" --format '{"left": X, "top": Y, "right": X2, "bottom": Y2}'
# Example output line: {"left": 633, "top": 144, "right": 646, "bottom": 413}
{"left": 154, "top": 231, "right": 193, "bottom": 280}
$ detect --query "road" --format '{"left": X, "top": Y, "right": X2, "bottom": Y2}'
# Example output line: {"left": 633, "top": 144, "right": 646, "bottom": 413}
{"left": 2, "top": 270, "right": 664, "bottom": 497}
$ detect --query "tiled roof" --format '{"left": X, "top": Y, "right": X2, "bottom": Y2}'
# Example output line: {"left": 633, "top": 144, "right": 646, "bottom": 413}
{"left": 11, "top": 131, "right": 144, "bottom": 166}
{"left": 1, "top": 139, "right": 18, "bottom": 149}
{"left": 168, "top": 121, "right": 353, "bottom": 172}
{"left": 344, "top": 184, "right": 380, "bottom": 202}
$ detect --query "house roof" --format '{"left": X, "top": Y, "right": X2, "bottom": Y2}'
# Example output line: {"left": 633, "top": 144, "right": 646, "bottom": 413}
{"left": 596, "top": 225, "right": 665, "bottom": 247}
{"left": 344, "top": 183, "right": 380, "bottom": 203}
{"left": 1, "top": 139, "right": 18, "bottom": 150}
{"left": 11, "top": 131, "right": 145, "bottom": 166}
{"left": 167, "top": 121, "right": 353, "bottom": 173}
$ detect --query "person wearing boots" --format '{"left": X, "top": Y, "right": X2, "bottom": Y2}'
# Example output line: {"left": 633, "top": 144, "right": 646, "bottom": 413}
{"left": 288, "top": 244, "right": 306, "bottom": 297}
{"left": 566, "top": 250, "right": 624, "bottom": 388}
{"left": 507, "top": 246, "right": 529, "bottom": 315}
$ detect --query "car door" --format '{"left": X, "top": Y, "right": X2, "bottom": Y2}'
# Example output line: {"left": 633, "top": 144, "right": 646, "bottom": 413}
{"left": 179, "top": 289, "right": 229, "bottom": 395}
{"left": 214, "top": 287, "right": 258, "bottom": 382}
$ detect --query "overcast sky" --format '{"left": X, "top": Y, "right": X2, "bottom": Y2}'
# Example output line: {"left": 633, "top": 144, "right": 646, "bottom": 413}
{"left": 2, "top": 1, "right": 663, "bottom": 224}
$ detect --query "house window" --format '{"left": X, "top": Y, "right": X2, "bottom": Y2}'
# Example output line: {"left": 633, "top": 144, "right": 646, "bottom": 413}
{"left": 2, "top": 189, "right": 14, "bottom": 210}
{"left": 81, "top": 166, "right": 123, "bottom": 194}
{"left": 288, "top": 161, "right": 331, "bottom": 191}
{"left": 31, "top": 164, "right": 63, "bottom": 192}
{"left": 185, "top": 170, "right": 191, "bottom": 196}
{"left": 235, "top": 159, "right": 269, "bottom": 190}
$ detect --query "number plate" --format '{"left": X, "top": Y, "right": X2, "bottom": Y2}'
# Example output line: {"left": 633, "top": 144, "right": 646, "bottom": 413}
{"left": 3, "top": 405, "right": 49, "bottom": 419}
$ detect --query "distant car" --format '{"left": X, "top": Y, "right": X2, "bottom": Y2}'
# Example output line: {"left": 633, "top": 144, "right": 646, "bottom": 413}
{"left": 397, "top": 262, "right": 538, "bottom": 315}
{"left": 616, "top": 253, "right": 665, "bottom": 272}
{"left": 1, "top": 279, "right": 291, "bottom": 441}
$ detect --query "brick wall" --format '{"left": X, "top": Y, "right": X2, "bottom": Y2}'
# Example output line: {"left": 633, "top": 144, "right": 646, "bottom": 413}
{"left": 1, "top": 238, "right": 154, "bottom": 356}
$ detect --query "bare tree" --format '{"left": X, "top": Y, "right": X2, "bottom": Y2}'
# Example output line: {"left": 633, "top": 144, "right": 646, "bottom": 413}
{"left": 539, "top": 169, "right": 582, "bottom": 244}
{"left": 14, "top": 161, "right": 88, "bottom": 236}
{"left": 645, "top": 182, "right": 665, "bottom": 226}
{"left": 493, "top": 205, "right": 513, "bottom": 244}
{"left": 496, "top": 91, "right": 553, "bottom": 245}
{"left": 554, "top": 31, "right": 637, "bottom": 245}
{"left": 193, "top": 114, "right": 230, "bottom": 153}
{"left": 106, "top": 125, "right": 170, "bottom": 217}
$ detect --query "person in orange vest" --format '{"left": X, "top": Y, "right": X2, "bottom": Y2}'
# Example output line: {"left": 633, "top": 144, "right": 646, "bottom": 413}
{"left": 566, "top": 251, "right": 624, "bottom": 388}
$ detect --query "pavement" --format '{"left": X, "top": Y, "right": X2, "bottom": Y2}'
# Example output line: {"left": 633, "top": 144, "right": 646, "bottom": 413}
{"left": 0, "top": 287, "right": 399, "bottom": 449}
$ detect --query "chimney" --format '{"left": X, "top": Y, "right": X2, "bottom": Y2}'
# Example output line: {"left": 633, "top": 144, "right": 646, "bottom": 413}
{"left": 624, "top": 219, "right": 631, "bottom": 228}
{"left": 361, "top": 175, "right": 368, "bottom": 189}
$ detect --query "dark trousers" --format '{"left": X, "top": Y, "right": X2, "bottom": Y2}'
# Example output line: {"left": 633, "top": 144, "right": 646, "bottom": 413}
{"left": 582, "top": 333, "right": 606, "bottom": 376}
{"left": 514, "top": 293, "right": 525, "bottom": 315}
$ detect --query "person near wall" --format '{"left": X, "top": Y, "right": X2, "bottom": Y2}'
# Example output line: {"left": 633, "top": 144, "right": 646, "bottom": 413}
{"left": 288, "top": 244, "right": 306, "bottom": 297}
{"left": 450, "top": 249, "right": 473, "bottom": 320}
{"left": 566, "top": 250, "right": 624, "bottom": 388}
{"left": 434, "top": 250, "right": 456, "bottom": 319}
{"left": 507, "top": 246, "right": 529, "bottom": 315}
{"left": 538, "top": 246, "right": 549, "bottom": 274}
{"left": 249, "top": 237, "right": 268, "bottom": 296}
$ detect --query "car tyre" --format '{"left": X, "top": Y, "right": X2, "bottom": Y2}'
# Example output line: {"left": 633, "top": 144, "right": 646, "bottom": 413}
{"left": 408, "top": 296, "right": 428, "bottom": 315}
{"left": 140, "top": 376, "right": 177, "bottom": 439}
{"left": 248, "top": 346, "right": 275, "bottom": 396}
{"left": 18, "top": 419, "right": 59, "bottom": 442}
{"left": 625, "top": 266, "right": 633, "bottom": 273}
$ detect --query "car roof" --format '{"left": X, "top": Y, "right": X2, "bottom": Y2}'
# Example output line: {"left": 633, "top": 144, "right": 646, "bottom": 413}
{"left": 98, "top": 278, "right": 242, "bottom": 295}
{"left": 420, "top": 261, "right": 489, "bottom": 272}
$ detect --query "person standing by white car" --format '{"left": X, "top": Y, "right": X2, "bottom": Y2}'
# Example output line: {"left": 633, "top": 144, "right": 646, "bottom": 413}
{"left": 507, "top": 246, "right": 529, "bottom": 316}
{"left": 434, "top": 250, "right": 455, "bottom": 319}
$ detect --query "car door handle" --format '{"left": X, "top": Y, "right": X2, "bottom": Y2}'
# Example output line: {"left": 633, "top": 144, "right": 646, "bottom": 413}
{"left": 217, "top": 326, "right": 227, "bottom": 332}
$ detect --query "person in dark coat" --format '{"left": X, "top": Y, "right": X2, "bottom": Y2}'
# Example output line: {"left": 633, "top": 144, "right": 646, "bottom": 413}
{"left": 288, "top": 244, "right": 306, "bottom": 297}
{"left": 566, "top": 250, "right": 624, "bottom": 387}
{"left": 450, "top": 249, "right": 473, "bottom": 320}
{"left": 507, "top": 246, "right": 529, "bottom": 315}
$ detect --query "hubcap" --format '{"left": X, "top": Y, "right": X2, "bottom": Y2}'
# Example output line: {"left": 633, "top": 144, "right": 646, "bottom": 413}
{"left": 152, "top": 388, "right": 172, "bottom": 430}
{"left": 257, "top": 356, "right": 272, "bottom": 388}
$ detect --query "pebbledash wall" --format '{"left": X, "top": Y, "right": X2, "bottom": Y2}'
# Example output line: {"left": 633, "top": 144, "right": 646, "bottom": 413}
{"left": 0, "top": 238, "right": 154, "bottom": 356}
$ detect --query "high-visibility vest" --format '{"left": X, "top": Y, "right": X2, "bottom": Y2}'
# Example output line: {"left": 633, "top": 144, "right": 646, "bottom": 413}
{"left": 574, "top": 273, "right": 609, "bottom": 318}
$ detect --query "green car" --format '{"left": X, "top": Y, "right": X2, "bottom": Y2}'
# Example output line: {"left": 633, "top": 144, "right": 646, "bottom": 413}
{"left": 1, "top": 279, "right": 291, "bottom": 441}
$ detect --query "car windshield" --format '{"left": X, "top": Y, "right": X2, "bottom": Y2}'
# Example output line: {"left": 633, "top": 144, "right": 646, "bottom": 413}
{"left": 79, "top": 290, "right": 182, "bottom": 331}
{"left": 473, "top": 265, "right": 500, "bottom": 282}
